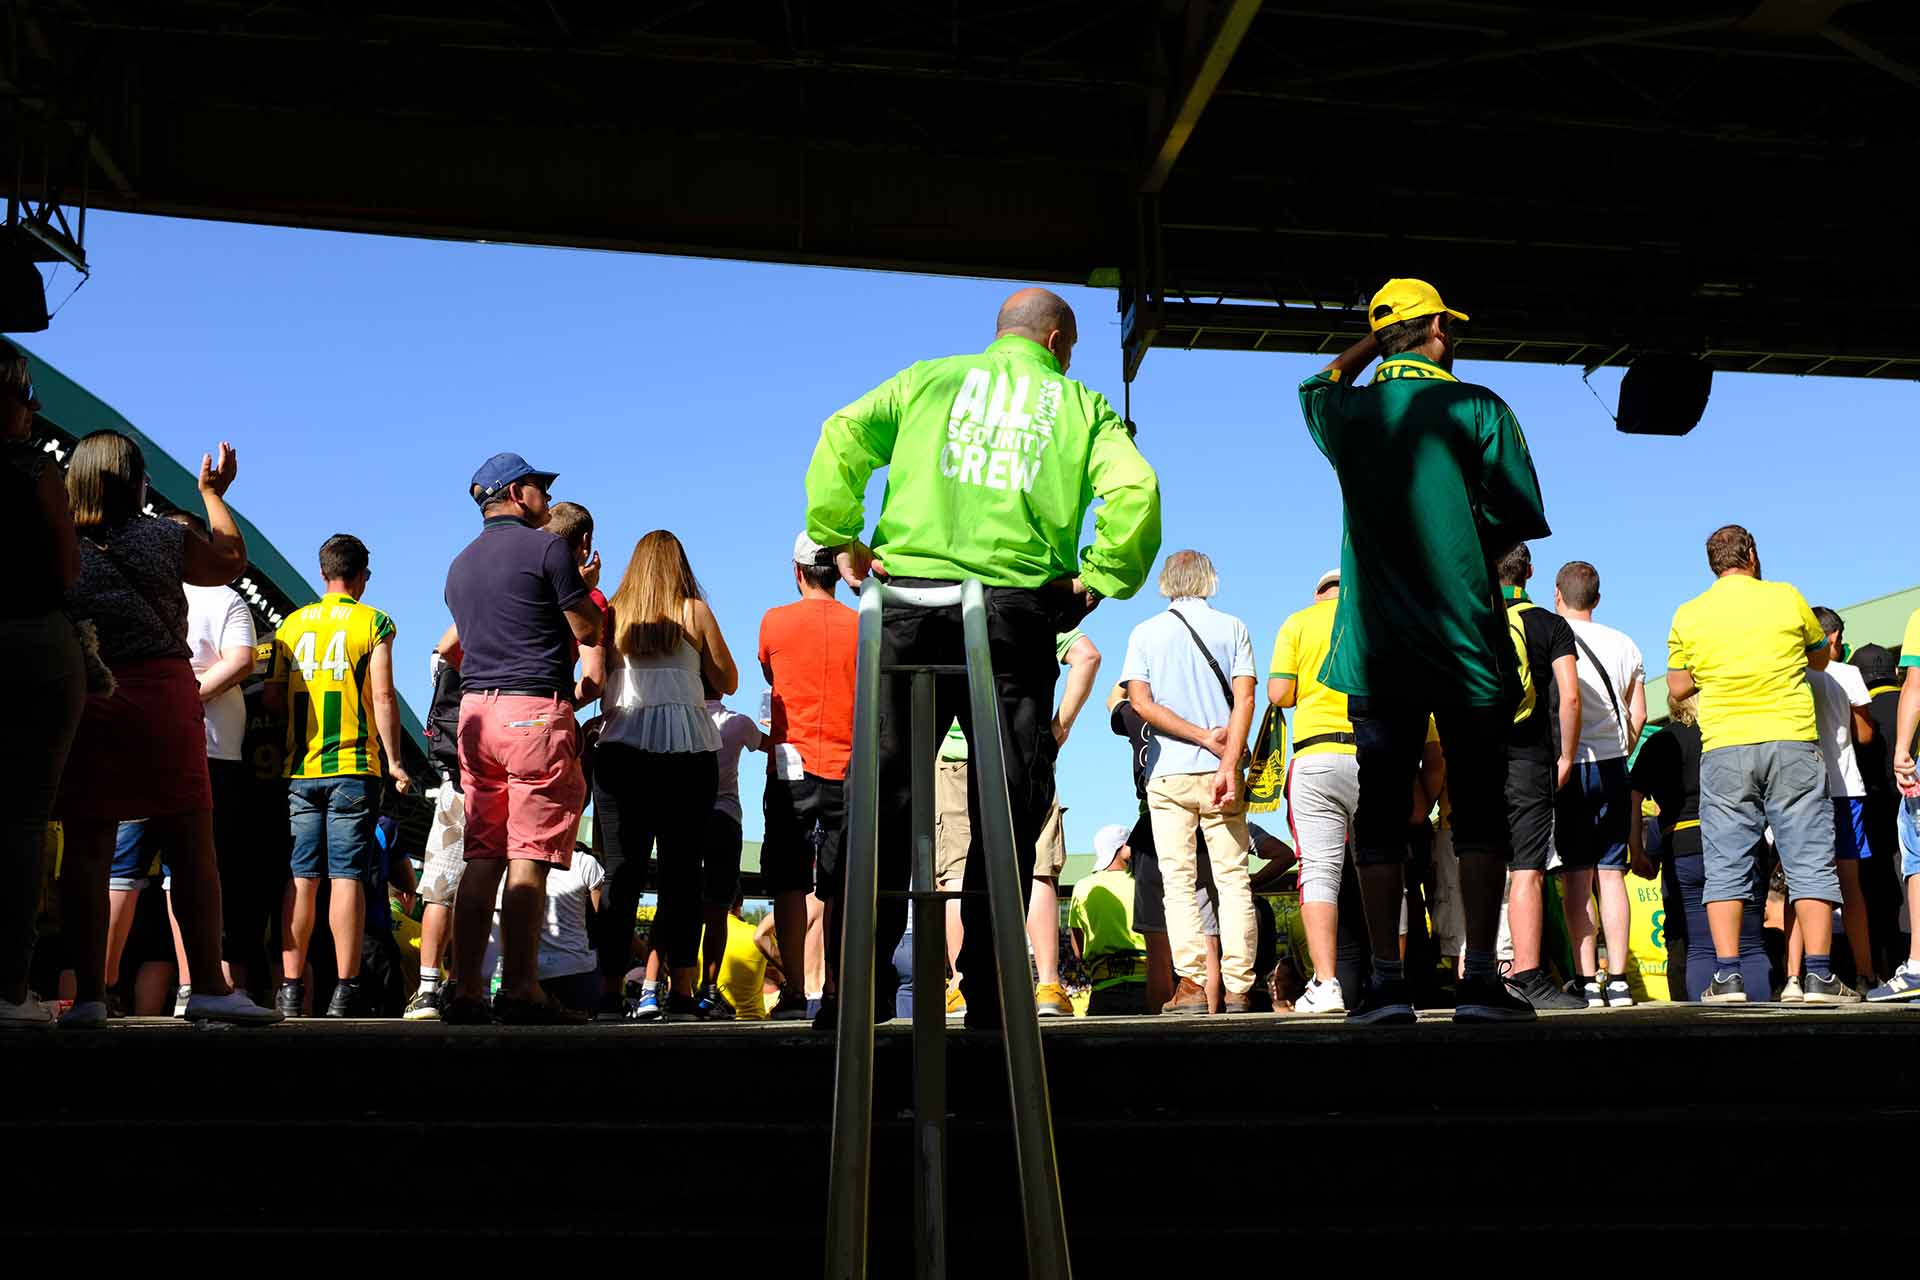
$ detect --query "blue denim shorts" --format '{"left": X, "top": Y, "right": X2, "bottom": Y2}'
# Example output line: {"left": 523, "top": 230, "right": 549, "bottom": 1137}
{"left": 1554, "top": 757, "right": 1631, "bottom": 870}
{"left": 108, "top": 819, "right": 168, "bottom": 891}
{"left": 1699, "top": 740, "right": 1838, "bottom": 906}
{"left": 1900, "top": 796, "right": 1920, "bottom": 881}
{"left": 287, "top": 776, "right": 381, "bottom": 880}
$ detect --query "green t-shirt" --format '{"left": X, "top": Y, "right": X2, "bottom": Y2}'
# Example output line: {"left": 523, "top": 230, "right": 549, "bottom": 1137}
{"left": 1299, "top": 353, "right": 1550, "bottom": 706}
{"left": 804, "top": 335, "right": 1162, "bottom": 600}
{"left": 940, "top": 630, "right": 1086, "bottom": 760}
{"left": 1068, "top": 868, "right": 1147, "bottom": 988}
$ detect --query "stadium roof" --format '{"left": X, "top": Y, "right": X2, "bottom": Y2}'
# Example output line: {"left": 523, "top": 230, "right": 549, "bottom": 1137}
{"left": 7, "top": 2, "right": 1920, "bottom": 383}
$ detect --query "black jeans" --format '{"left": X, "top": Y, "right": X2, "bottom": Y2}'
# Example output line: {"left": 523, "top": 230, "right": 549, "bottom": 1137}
{"left": 855, "top": 579, "right": 1071, "bottom": 1013}
{"left": 592, "top": 745, "right": 718, "bottom": 974}
{"left": 1349, "top": 697, "right": 1512, "bottom": 865}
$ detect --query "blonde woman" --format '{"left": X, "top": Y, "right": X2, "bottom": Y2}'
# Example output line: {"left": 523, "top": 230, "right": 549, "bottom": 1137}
{"left": 593, "top": 530, "right": 739, "bottom": 1020}
{"left": 54, "top": 430, "right": 278, "bottom": 1026}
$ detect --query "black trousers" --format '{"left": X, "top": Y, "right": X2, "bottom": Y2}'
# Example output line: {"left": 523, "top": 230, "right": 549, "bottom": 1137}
{"left": 592, "top": 745, "right": 718, "bottom": 974}
{"left": 848, "top": 579, "right": 1073, "bottom": 1014}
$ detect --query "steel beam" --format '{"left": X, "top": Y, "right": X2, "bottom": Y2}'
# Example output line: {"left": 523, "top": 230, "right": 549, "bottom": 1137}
{"left": 1140, "top": 0, "right": 1264, "bottom": 193}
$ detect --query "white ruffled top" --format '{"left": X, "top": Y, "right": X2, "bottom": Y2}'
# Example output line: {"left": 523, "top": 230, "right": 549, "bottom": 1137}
{"left": 600, "top": 639, "right": 720, "bottom": 754}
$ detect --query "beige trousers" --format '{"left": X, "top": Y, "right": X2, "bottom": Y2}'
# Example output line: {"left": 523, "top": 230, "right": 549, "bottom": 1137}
{"left": 1147, "top": 771, "right": 1255, "bottom": 994}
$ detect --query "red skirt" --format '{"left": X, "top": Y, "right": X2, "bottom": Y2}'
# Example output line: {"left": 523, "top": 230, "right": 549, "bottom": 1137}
{"left": 54, "top": 656, "right": 212, "bottom": 823}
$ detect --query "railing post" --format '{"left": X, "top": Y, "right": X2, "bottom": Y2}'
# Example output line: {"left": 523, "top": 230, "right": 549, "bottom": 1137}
{"left": 909, "top": 668, "right": 947, "bottom": 1280}
{"left": 958, "top": 579, "right": 1073, "bottom": 1280}
{"left": 824, "top": 578, "right": 888, "bottom": 1280}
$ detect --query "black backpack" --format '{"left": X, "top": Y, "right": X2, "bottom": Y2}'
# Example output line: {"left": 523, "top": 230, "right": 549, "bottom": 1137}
{"left": 424, "top": 658, "right": 464, "bottom": 792}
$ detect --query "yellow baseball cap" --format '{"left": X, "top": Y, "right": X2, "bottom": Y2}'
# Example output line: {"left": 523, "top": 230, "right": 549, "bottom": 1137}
{"left": 1367, "top": 278, "right": 1469, "bottom": 332}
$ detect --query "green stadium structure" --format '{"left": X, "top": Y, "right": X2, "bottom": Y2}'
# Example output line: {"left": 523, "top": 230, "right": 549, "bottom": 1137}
{"left": 20, "top": 343, "right": 437, "bottom": 852}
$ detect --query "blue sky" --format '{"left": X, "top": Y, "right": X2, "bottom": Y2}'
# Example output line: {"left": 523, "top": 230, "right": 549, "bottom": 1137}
{"left": 22, "top": 212, "right": 1918, "bottom": 846}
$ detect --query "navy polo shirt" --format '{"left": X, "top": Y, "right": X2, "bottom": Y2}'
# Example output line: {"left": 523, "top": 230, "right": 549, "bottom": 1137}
{"left": 443, "top": 516, "right": 590, "bottom": 692}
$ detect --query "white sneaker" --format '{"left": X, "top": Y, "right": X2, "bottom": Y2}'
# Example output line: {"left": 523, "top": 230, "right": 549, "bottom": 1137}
{"left": 184, "top": 988, "right": 283, "bottom": 1026}
{"left": 1293, "top": 976, "right": 1345, "bottom": 1015}
{"left": 173, "top": 985, "right": 192, "bottom": 1018}
{"left": 58, "top": 999, "right": 109, "bottom": 1029}
{"left": 0, "top": 993, "right": 56, "bottom": 1030}
{"left": 1778, "top": 976, "right": 1804, "bottom": 1004}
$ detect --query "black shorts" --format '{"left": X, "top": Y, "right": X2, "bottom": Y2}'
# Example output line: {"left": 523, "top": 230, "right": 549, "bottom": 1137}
{"left": 761, "top": 774, "right": 846, "bottom": 897}
{"left": 704, "top": 810, "right": 743, "bottom": 906}
{"left": 1506, "top": 753, "right": 1557, "bottom": 873}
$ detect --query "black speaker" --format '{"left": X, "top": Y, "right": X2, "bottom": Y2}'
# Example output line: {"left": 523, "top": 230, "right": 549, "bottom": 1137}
{"left": 1616, "top": 354, "right": 1711, "bottom": 436}
{"left": 0, "top": 233, "right": 49, "bottom": 333}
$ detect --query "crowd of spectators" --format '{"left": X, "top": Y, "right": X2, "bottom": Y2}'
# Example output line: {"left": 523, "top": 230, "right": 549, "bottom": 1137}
{"left": 4, "top": 277, "right": 1918, "bottom": 1032}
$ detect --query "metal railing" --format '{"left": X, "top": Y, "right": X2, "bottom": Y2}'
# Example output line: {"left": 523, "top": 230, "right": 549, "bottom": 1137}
{"left": 825, "top": 578, "right": 1072, "bottom": 1280}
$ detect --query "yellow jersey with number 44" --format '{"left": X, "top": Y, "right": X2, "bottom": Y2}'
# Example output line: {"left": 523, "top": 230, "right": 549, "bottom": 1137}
{"left": 268, "top": 592, "right": 397, "bottom": 780}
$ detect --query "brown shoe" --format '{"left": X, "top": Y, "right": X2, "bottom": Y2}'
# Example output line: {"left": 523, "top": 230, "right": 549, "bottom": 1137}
{"left": 1160, "top": 977, "right": 1210, "bottom": 1015}
{"left": 1219, "top": 992, "right": 1252, "bottom": 1014}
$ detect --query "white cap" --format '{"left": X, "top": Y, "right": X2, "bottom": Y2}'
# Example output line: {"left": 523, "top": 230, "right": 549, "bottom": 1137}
{"left": 794, "top": 532, "right": 834, "bottom": 567}
{"left": 1090, "top": 823, "right": 1131, "bottom": 873}
{"left": 1315, "top": 568, "right": 1340, "bottom": 593}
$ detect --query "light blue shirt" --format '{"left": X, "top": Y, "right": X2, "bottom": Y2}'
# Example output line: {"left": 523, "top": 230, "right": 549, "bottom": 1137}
{"left": 1119, "top": 597, "right": 1256, "bottom": 779}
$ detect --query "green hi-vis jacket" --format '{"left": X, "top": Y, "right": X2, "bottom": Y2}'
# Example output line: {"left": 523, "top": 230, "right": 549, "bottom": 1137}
{"left": 804, "top": 335, "right": 1162, "bottom": 600}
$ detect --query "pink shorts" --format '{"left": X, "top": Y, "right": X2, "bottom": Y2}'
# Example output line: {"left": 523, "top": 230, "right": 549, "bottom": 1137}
{"left": 457, "top": 692, "right": 584, "bottom": 867}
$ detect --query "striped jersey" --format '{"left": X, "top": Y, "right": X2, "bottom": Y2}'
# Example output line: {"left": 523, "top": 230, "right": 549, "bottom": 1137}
{"left": 267, "top": 592, "right": 397, "bottom": 779}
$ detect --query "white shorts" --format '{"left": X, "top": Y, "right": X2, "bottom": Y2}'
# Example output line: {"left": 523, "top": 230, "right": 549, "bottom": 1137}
{"left": 419, "top": 785, "right": 467, "bottom": 908}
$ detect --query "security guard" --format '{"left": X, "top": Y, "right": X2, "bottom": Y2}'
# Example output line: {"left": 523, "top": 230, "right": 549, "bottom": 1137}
{"left": 805, "top": 287, "right": 1161, "bottom": 1028}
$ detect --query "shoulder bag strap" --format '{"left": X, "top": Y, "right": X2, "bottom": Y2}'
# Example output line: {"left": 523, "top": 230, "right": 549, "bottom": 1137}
{"left": 1167, "top": 609, "right": 1234, "bottom": 707}
{"left": 1570, "top": 631, "right": 1625, "bottom": 741}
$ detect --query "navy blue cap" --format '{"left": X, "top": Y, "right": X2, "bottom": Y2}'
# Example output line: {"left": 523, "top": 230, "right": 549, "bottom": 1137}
{"left": 470, "top": 452, "right": 559, "bottom": 506}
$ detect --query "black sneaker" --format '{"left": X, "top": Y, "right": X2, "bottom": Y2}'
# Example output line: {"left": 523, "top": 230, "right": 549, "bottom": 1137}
{"left": 275, "top": 981, "right": 305, "bottom": 1019}
{"left": 811, "top": 996, "right": 898, "bottom": 1031}
{"left": 694, "top": 983, "right": 735, "bottom": 1021}
{"left": 1506, "top": 967, "right": 1586, "bottom": 1011}
{"left": 1455, "top": 972, "right": 1537, "bottom": 1022}
{"left": 325, "top": 979, "right": 360, "bottom": 1018}
{"left": 660, "top": 991, "right": 703, "bottom": 1023}
{"left": 440, "top": 993, "right": 495, "bottom": 1025}
{"left": 768, "top": 991, "right": 811, "bottom": 1021}
{"left": 1346, "top": 978, "right": 1416, "bottom": 1025}
{"left": 1802, "top": 971, "right": 1863, "bottom": 1005}
{"left": 1702, "top": 971, "right": 1747, "bottom": 1003}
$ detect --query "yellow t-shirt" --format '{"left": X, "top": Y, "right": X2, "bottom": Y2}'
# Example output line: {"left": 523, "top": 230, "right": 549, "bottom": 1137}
{"left": 715, "top": 914, "right": 768, "bottom": 1021}
{"left": 1269, "top": 598, "right": 1353, "bottom": 758}
{"left": 1667, "top": 575, "right": 1825, "bottom": 752}
{"left": 267, "top": 593, "right": 397, "bottom": 779}
{"left": 1903, "top": 609, "right": 1920, "bottom": 672}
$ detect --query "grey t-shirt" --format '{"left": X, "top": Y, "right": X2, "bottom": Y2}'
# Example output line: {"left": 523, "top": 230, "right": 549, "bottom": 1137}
{"left": 75, "top": 515, "right": 192, "bottom": 665}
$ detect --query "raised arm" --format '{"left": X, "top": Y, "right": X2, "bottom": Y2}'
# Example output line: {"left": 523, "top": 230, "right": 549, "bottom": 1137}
{"left": 182, "top": 442, "right": 248, "bottom": 587}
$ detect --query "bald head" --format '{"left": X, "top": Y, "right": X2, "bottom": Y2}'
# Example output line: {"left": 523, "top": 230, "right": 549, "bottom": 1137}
{"left": 996, "top": 287, "right": 1078, "bottom": 372}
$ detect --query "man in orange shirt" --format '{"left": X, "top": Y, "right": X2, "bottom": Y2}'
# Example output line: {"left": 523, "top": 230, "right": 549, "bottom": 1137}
{"left": 758, "top": 534, "right": 859, "bottom": 1022}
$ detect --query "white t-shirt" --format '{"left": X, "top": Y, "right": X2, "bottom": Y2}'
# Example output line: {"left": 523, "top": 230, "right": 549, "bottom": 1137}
{"left": 708, "top": 699, "right": 765, "bottom": 823}
{"left": 1563, "top": 617, "right": 1644, "bottom": 763}
{"left": 183, "top": 584, "right": 255, "bottom": 761}
{"left": 1119, "top": 598, "right": 1257, "bottom": 780}
{"left": 486, "top": 850, "right": 608, "bottom": 982}
{"left": 1808, "top": 661, "right": 1871, "bottom": 798}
